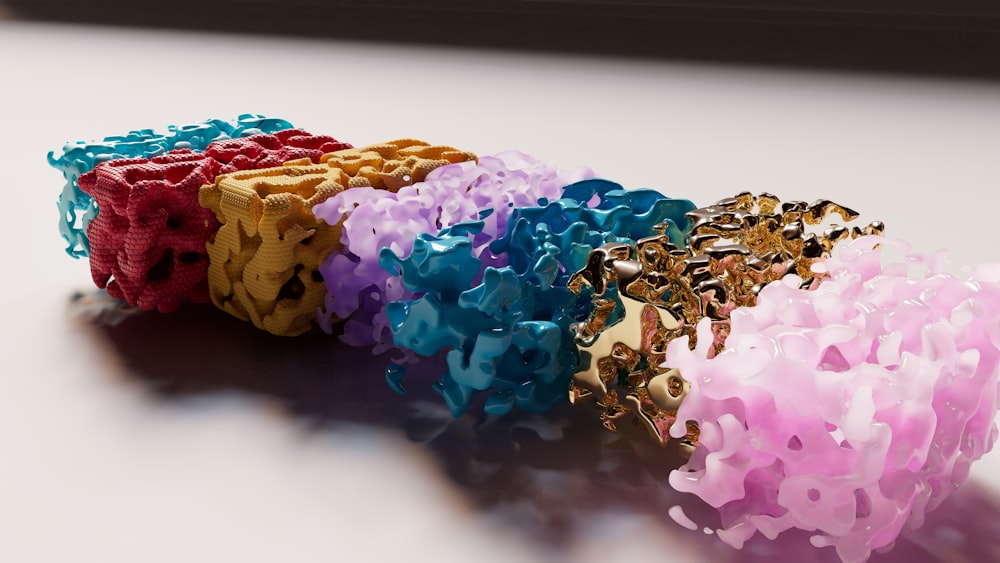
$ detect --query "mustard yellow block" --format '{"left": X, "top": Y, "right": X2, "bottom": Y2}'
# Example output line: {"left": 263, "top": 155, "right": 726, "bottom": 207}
{"left": 317, "top": 139, "right": 477, "bottom": 191}
{"left": 199, "top": 139, "right": 476, "bottom": 337}
{"left": 199, "top": 165, "right": 349, "bottom": 336}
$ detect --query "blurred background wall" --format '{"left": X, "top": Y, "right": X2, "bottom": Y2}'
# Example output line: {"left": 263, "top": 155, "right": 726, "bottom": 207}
{"left": 5, "top": 0, "right": 1000, "bottom": 77}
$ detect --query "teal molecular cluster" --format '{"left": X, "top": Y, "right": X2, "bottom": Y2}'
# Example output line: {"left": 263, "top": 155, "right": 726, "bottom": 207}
{"left": 49, "top": 114, "right": 294, "bottom": 258}
{"left": 380, "top": 179, "right": 696, "bottom": 417}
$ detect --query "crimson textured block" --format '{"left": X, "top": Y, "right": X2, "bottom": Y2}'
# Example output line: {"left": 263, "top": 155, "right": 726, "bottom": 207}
{"left": 205, "top": 129, "right": 351, "bottom": 173}
{"left": 79, "top": 130, "right": 352, "bottom": 313}
{"left": 80, "top": 153, "right": 222, "bottom": 312}
{"left": 199, "top": 164, "right": 348, "bottom": 336}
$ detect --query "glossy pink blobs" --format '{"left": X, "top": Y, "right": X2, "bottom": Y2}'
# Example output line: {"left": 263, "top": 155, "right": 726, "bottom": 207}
{"left": 666, "top": 237, "right": 1000, "bottom": 563}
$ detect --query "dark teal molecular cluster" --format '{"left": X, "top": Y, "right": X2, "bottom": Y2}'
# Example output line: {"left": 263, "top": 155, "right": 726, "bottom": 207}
{"left": 380, "top": 179, "right": 696, "bottom": 417}
{"left": 49, "top": 114, "right": 294, "bottom": 258}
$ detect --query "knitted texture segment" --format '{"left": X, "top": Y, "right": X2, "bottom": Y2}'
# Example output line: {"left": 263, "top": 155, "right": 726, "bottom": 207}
{"left": 318, "top": 139, "right": 477, "bottom": 191}
{"left": 200, "top": 165, "right": 350, "bottom": 336}
{"left": 311, "top": 151, "right": 594, "bottom": 353}
{"left": 206, "top": 129, "right": 351, "bottom": 172}
{"left": 78, "top": 130, "right": 351, "bottom": 313}
{"left": 50, "top": 114, "right": 294, "bottom": 258}
{"left": 80, "top": 153, "right": 221, "bottom": 313}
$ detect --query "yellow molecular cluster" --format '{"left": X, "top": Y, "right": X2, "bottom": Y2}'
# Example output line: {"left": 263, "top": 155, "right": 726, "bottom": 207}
{"left": 200, "top": 141, "right": 477, "bottom": 336}
{"left": 200, "top": 164, "right": 349, "bottom": 336}
{"left": 317, "top": 139, "right": 476, "bottom": 191}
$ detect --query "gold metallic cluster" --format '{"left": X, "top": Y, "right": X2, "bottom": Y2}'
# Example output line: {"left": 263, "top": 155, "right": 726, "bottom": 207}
{"left": 568, "top": 192, "right": 884, "bottom": 453}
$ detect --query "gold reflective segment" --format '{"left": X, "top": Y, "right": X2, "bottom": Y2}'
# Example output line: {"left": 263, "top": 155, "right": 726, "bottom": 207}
{"left": 569, "top": 193, "right": 883, "bottom": 454}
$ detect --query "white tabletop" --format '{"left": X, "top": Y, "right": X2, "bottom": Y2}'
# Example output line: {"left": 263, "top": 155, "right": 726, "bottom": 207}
{"left": 2, "top": 20, "right": 1000, "bottom": 563}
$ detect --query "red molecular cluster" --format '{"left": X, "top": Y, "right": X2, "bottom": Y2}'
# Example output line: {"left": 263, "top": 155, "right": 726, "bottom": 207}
{"left": 79, "top": 130, "right": 352, "bottom": 312}
{"left": 80, "top": 153, "right": 221, "bottom": 312}
{"left": 205, "top": 129, "right": 352, "bottom": 172}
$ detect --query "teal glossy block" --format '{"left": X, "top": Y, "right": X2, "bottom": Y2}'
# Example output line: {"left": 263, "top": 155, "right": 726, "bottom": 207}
{"left": 382, "top": 179, "right": 697, "bottom": 417}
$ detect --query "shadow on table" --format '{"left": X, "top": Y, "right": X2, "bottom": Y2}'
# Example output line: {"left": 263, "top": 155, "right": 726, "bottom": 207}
{"left": 72, "top": 292, "right": 1000, "bottom": 563}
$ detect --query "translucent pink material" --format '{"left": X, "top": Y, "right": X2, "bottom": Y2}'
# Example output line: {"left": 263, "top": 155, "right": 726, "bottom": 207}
{"left": 311, "top": 151, "right": 594, "bottom": 354}
{"left": 665, "top": 236, "right": 1000, "bottom": 563}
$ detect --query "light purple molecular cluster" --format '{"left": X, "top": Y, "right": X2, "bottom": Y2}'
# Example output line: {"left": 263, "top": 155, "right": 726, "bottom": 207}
{"left": 665, "top": 236, "right": 1000, "bottom": 563}
{"left": 312, "top": 151, "right": 594, "bottom": 353}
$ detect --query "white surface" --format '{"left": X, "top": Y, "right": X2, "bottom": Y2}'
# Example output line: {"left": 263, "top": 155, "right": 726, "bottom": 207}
{"left": 2, "top": 21, "right": 1000, "bottom": 563}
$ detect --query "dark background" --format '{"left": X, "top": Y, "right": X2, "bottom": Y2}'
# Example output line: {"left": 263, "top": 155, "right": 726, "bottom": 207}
{"left": 5, "top": 0, "right": 1000, "bottom": 78}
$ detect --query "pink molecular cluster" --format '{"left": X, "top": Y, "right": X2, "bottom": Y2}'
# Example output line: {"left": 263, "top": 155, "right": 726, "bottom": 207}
{"left": 312, "top": 150, "right": 594, "bottom": 353}
{"left": 665, "top": 236, "right": 1000, "bottom": 562}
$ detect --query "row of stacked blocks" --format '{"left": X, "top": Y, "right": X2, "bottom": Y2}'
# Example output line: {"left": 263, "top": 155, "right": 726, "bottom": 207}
{"left": 60, "top": 120, "right": 476, "bottom": 335}
{"left": 53, "top": 120, "right": 1000, "bottom": 563}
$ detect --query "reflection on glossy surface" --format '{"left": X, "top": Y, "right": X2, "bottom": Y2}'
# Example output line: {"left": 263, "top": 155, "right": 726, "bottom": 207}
{"left": 66, "top": 291, "right": 1000, "bottom": 563}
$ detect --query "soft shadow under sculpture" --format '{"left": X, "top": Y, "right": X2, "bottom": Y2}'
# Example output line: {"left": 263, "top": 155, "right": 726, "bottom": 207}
{"left": 74, "top": 292, "right": 1000, "bottom": 563}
